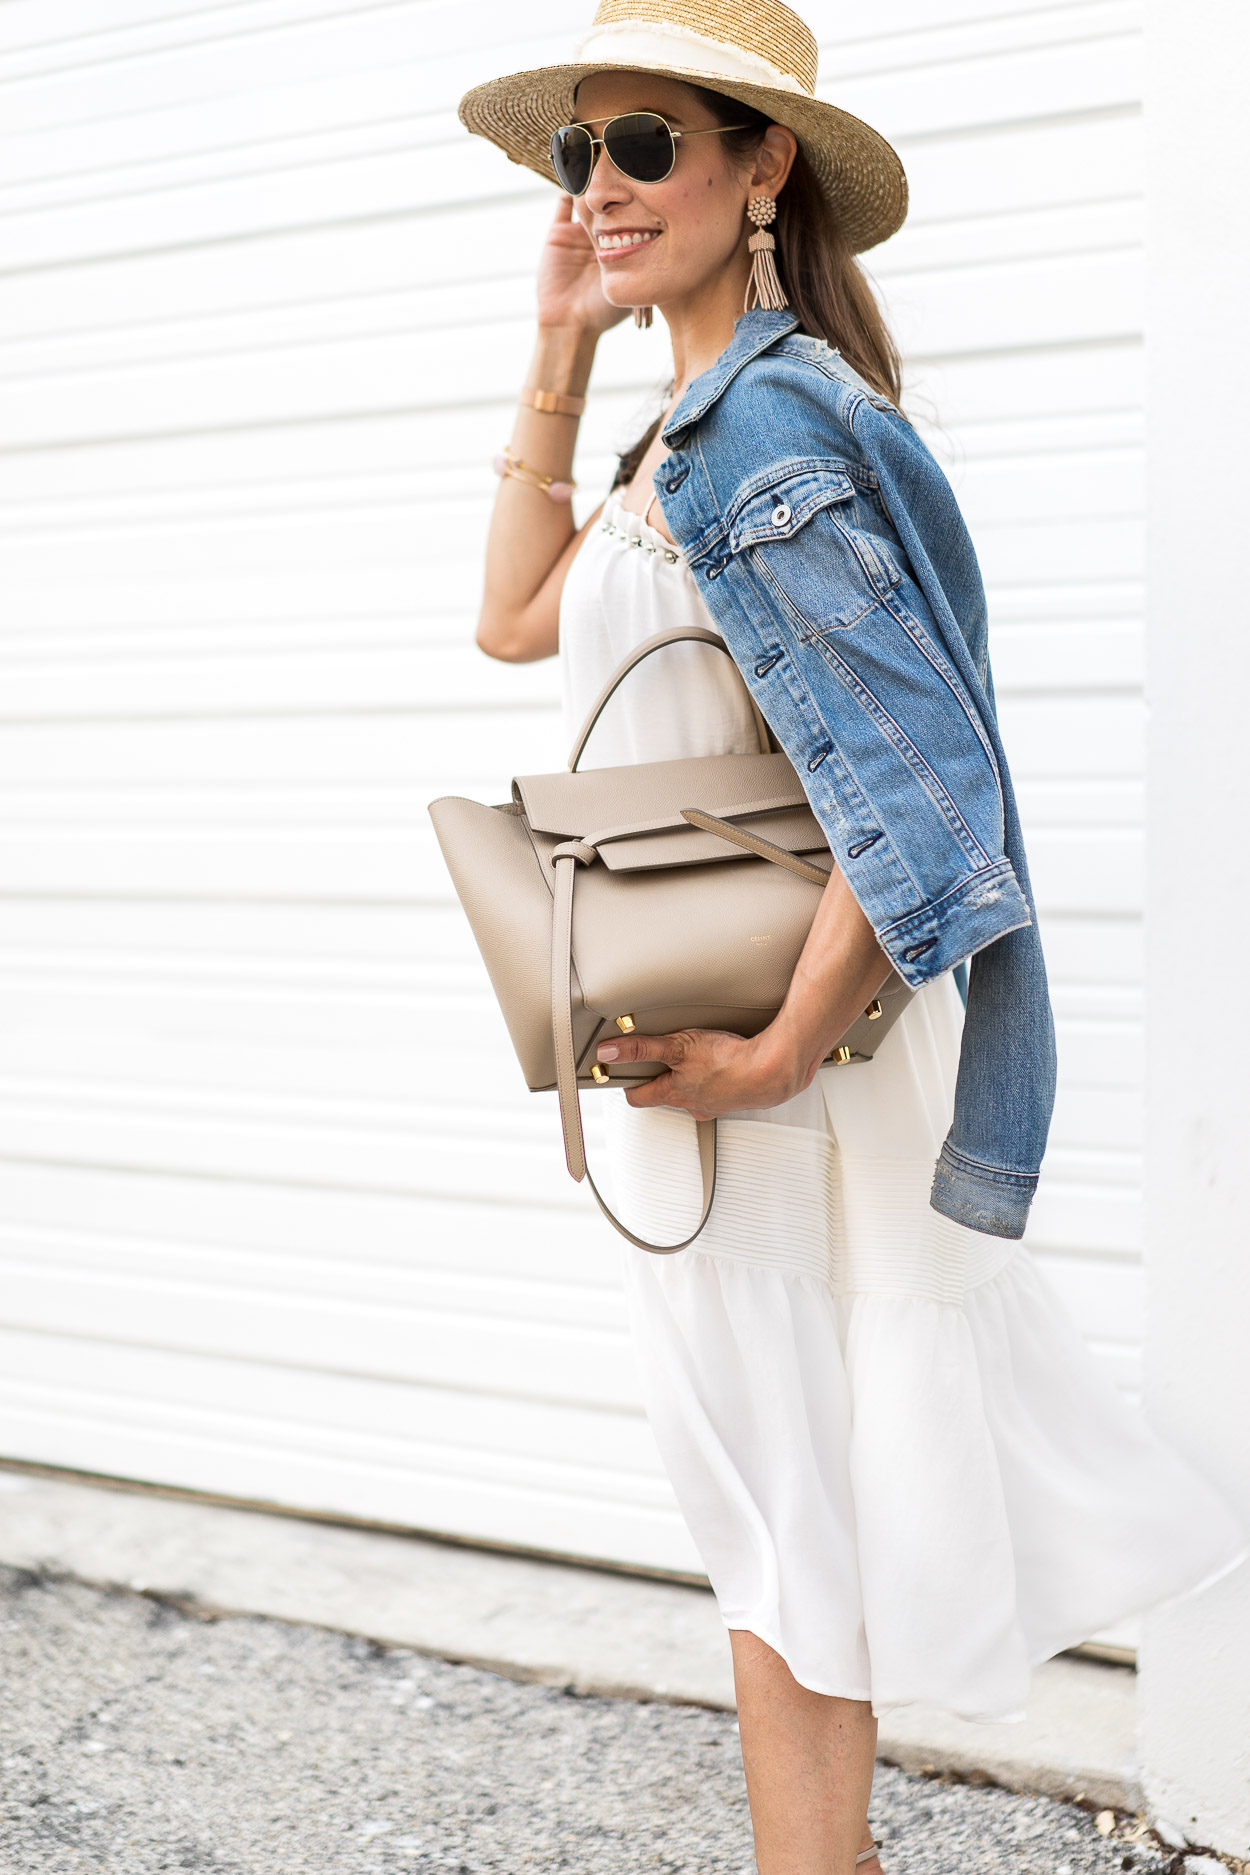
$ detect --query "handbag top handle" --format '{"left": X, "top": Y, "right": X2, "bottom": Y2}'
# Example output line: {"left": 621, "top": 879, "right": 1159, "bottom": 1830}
{"left": 552, "top": 625, "right": 776, "bottom": 1254}
{"left": 566, "top": 625, "right": 772, "bottom": 772}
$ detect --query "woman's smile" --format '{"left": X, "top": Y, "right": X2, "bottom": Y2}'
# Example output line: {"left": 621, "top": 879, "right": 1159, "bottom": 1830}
{"left": 594, "top": 227, "right": 662, "bottom": 259}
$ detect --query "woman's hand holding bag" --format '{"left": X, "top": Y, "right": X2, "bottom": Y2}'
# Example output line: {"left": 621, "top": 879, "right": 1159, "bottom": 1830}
{"left": 597, "top": 864, "right": 892, "bottom": 1121}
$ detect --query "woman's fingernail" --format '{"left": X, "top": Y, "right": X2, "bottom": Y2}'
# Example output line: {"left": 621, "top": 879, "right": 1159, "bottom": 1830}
{"left": 597, "top": 1044, "right": 619, "bottom": 1061}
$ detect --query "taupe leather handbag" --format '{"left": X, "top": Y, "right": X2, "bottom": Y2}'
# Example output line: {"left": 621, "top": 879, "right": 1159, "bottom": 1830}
{"left": 429, "top": 626, "right": 911, "bottom": 1252}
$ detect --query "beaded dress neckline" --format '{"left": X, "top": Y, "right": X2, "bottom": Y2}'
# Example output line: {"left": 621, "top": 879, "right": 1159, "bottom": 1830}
{"left": 598, "top": 488, "right": 683, "bottom": 564}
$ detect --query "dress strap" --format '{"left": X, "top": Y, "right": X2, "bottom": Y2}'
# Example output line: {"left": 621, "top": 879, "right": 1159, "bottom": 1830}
{"left": 642, "top": 490, "right": 661, "bottom": 530}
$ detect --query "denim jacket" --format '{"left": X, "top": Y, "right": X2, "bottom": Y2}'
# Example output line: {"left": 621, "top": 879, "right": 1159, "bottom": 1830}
{"left": 653, "top": 308, "right": 1056, "bottom": 1240}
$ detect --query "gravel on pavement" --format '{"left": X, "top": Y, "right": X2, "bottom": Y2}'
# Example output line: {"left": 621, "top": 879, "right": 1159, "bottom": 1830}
{"left": 0, "top": 1564, "right": 1197, "bottom": 1875}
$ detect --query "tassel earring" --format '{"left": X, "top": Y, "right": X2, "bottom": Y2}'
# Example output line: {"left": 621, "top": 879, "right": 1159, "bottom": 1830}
{"left": 744, "top": 195, "right": 788, "bottom": 312}
{"left": 633, "top": 305, "right": 653, "bottom": 329}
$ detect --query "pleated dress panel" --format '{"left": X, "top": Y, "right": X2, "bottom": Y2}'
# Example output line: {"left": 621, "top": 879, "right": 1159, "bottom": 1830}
{"left": 559, "top": 489, "right": 1246, "bottom": 1722}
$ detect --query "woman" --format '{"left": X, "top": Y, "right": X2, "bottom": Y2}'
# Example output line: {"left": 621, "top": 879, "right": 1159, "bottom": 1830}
{"left": 458, "top": 4, "right": 1245, "bottom": 1869}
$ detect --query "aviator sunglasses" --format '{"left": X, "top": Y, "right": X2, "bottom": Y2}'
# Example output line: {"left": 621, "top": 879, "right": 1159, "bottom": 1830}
{"left": 550, "top": 111, "right": 748, "bottom": 197}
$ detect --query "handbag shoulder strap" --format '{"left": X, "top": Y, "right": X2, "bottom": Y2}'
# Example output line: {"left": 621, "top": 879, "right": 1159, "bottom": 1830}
{"left": 546, "top": 804, "right": 839, "bottom": 1252}
{"left": 553, "top": 627, "right": 784, "bottom": 1250}
{"left": 549, "top": 836, "right": 718, "bottom": 1254}
{"left": 566, "top": 626, "right": 771, "bottom": 773}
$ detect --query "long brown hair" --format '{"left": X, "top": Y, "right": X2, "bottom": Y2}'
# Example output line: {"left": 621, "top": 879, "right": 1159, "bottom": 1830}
{"left": 613, "top": 85, "right": 902, "bottom": 488}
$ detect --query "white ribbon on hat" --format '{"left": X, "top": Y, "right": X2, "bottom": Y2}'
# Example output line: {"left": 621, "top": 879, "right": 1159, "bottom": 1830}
{"left": 574, "top": 18, "right": 809, "bottom": 95}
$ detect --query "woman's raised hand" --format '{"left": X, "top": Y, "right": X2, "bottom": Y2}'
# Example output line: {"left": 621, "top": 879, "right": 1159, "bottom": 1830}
{"left": 536, "top": 194, "right": 628, "bottom": 334}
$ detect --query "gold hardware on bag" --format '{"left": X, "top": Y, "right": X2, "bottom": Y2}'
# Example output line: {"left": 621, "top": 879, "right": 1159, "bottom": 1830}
{"left": 832, "top": 1045, "right": 852, "bottom": 1065}
{"left": 866, "top": 999, "right": 883, "bottom": 1020}
{"left": 615, "top": 1014, "right": 636, "bottom": 1033}
{"left": 591, "top": 1063, "right": 610, "bottom": 1084}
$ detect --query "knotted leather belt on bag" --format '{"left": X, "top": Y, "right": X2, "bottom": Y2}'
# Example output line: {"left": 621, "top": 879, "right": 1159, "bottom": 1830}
{"left": 429, "top": 626, "right": 912, "bottom": 1252}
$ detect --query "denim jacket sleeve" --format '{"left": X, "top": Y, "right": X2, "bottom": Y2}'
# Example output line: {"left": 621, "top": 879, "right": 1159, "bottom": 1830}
{"left": 654, "top": 314, "right": 1057, "bottom": 1239}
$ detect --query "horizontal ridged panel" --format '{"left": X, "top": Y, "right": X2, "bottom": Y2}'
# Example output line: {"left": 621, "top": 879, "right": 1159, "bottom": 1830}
{"left": 0, "top": 0, "right": 1149, "bottom": 1557}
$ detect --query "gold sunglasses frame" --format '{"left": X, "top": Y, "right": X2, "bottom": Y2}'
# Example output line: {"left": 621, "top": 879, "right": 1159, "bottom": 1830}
{"left": 551, "top": 112, "right": 750, "bottom": 196}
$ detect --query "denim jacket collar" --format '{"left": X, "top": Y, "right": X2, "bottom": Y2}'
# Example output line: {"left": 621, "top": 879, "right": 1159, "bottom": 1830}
{"left": 662, "top": 309, "right": 800, "bottom": 446}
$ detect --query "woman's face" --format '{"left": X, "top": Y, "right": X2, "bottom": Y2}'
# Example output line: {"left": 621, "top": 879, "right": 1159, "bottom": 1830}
{"left": 569, "top": 72, "right": 791, "bottom": 315}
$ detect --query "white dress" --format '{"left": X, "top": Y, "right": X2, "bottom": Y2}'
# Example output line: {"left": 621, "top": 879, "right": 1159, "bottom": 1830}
{"left": 560, "top": 488, "right": 1245, "bottom": 1722}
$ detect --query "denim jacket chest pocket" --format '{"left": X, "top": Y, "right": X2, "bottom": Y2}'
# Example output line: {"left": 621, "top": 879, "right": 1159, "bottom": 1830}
{"left": 726, "top": 467, "right": 902, "bottom": 634}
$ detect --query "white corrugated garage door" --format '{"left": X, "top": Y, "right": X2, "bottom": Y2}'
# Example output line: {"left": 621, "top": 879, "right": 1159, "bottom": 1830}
{"left": 0, "top": 0, "right": 1144, "bottom": 1573}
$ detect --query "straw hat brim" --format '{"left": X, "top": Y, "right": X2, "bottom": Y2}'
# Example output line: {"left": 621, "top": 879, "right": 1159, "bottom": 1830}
{"left": 458, "top": 62, "right": 907, "bottom": 254}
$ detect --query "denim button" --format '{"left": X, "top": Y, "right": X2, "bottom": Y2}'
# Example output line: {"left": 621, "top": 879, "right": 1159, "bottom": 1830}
{"left": 772, "top": 502, "right": 792, "bottom": 528}
{"left": 665, "top": 461, "right": 691, "bottom": 493}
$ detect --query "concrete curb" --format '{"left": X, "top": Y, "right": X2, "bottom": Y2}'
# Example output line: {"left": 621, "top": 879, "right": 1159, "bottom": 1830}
{"left": 0, "top": 1465, "right": 1141, "bottom": 1809}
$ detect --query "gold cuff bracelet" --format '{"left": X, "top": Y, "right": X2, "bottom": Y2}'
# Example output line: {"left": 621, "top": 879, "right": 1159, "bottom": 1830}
{"left": 520, "top": 386, "right": 587, "bottom": 417}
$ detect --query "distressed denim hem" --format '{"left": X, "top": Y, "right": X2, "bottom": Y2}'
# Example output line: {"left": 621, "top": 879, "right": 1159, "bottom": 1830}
{"left": 929, "top": 1141, "right": 1037, "bottom": 1241}
{"left": 877, "top": 860, "right": 1032, "bottom": 988}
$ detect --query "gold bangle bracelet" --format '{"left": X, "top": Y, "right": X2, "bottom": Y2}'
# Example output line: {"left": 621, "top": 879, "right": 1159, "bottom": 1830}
{"left": 492, "top": 448, "right": 576, "bottom": 504}
{"left": 519, "top": 386, "right": 587, "bottom": 417}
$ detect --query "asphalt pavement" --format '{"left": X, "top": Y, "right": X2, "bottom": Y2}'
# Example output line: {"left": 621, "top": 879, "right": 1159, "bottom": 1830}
{"left": 0, "top": 1563, "right": 1191, "bottom": 1875}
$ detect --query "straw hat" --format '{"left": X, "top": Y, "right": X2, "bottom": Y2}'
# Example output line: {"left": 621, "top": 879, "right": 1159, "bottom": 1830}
{"left": 458, "top": 0, "right": 907, "bottom": 254}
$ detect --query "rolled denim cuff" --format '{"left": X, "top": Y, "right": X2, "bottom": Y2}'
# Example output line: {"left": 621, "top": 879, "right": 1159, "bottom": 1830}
{"left": 877, "top": 860, "right": 1032, "bottom": 988}
{"left": 929, "top": 1139, "right": 1037, "bottom": 1240}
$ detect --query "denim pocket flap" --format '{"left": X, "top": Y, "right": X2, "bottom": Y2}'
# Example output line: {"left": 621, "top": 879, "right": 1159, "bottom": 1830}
{"left": 728, "top": 469, "right": 856, "bottom": 553}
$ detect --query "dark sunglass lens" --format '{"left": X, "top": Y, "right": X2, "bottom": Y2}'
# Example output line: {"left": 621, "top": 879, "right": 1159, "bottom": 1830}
{"left": 604, "top": 112, "right": 674, "bottom": 183}
{"left": 551, "top": 125, "right": 594, "bottom": 195}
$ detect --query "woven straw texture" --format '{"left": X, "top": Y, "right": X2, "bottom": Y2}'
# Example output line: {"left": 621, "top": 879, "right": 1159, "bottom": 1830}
{"left": 457, "top": 0, "right": 907, "bottom": 254}
{"left": 593, "top": 0, "right": 818, "bottom": 91}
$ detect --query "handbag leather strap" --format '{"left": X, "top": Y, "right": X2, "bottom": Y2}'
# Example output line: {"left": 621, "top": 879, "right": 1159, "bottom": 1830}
{"left": 549, "top": 836, "right": 717, "bottom": 1253}
{"left": 566, "top": 626, "right": 772, "bottom": 772}
{"left": 679, "top": 807, "right": 834, "bottom": 885}
{"left": 548, "top": 819, "right": 826, "bottom": 1252}
{"left": 551, "top": 625, "right": 820, "bottom": 1253}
